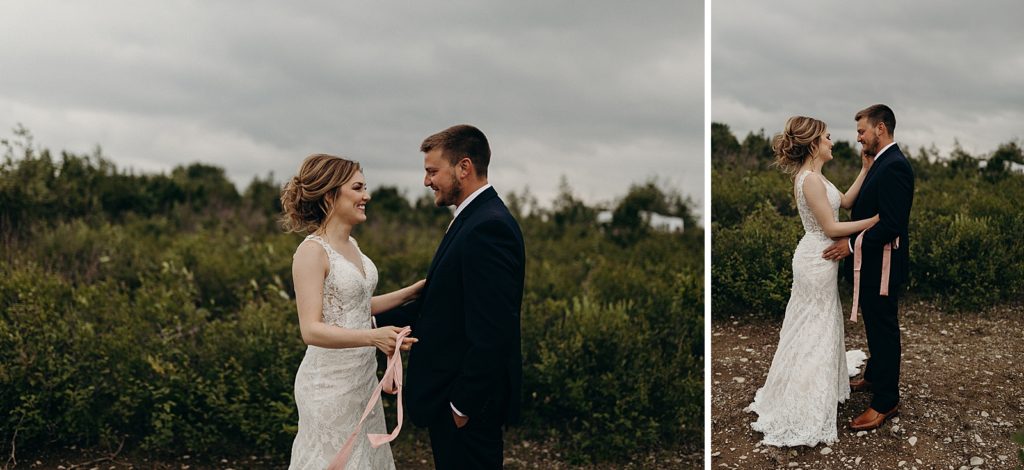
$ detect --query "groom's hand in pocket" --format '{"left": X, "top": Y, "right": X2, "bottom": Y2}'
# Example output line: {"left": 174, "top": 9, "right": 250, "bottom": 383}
{"left": 452, "top": 409, "right": 469, "bottom": 428}
{"left": 823, "top": 237, "right": 851, "bottom": 261}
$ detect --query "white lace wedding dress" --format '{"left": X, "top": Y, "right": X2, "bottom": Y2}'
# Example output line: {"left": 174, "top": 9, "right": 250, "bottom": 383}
{"left": 289, "top": 234, "right": 395, "bottom": 469}
{"left": 745, "top": 170, "right": 849, "bottom": 447}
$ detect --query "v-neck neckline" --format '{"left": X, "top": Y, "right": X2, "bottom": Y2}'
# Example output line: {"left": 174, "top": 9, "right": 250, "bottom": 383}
{"left": 314, "top": 234, "right": 367, "bottom": 281}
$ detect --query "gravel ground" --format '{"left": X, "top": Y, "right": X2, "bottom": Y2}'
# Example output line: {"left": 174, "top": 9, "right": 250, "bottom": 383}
{"left": 712, "top": 301, "right": 1024, "bottom": 469}
{"left": 8, "top": 428, "right": 701, "bottom": 469}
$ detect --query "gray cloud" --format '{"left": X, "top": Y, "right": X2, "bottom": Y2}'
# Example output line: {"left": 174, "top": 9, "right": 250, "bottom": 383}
{"left": 712, "top": 0, "right": 1023, "bottom": 157}
{"left": 1, "top": 1, "right": 704, "bottom": 214}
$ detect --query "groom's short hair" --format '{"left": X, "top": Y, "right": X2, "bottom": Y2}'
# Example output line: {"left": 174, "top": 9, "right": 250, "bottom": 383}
{"left": 855, "top": 104, "right": 896, "bottom": 137}
{"left": 421, "top": 124, "right": 490, "bottom": 177}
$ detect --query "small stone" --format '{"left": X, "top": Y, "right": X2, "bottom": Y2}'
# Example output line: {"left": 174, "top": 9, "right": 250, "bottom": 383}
{"left": 908, "top": 436, "right": 918, "bottom": 446}
{"left": 891, "top": 425, "right": 900, "bottom": 432}
{"left": 892, "top": 416, "right": 900, "bottom": 423}
{"left": 820, "top": 447, "right": 833, "bottom": 455}
{"left": 790, "top": 450, "right": 798, "bottom": 457}
{"left": 733, "top": 377, "right": 746, "bottom": 383}
{"left": 943, "top": 437, "right": 952, "bottom": 443}
{"left": 856, "top": 430, "right": 868, "bottom": 437}
{"left": 981, "top": 411, "right": 989, "bottom": 417}
{"left": 740, "top": 358, "right": 749, "bottom": 362}
{"left": 855, "top": 457, "right": 862, "bottom": 464}
{"left": 970, "top": 457, "right": 984, "bottom": 466}
{"left": 998, "top": 455, "right": 1009, "bottom": 461}
{"left": 711, "top": 451, "right": 720, "bottom": 457}
{"left": 898, "top": 461, "right": 906, "bottom": 467}
{"left": 788, "top": 463, "right": 799, "bottom": 468}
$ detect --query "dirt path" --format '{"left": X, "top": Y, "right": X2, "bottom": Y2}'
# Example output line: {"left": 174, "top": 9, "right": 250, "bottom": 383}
{"left": 9, "top": 429, "right": 701, "bottom": 469}
{"left": 712, "top": 301, "right": 1024, "bottom": 469}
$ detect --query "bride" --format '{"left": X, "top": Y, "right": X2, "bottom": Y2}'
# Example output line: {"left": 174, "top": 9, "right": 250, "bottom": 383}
{"left": 280, "top": 154, "right": 423, "bottom": 469}
{"left": 746, "top": 116, "right": 879, "bottom": 447}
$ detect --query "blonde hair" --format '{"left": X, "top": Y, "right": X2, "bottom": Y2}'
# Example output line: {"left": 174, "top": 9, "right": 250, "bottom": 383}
{"left": 279, "top": 154, "right": 361, "bottom": 233}
{"left": 771, "top": 116, "right": 827, "bottom": 176}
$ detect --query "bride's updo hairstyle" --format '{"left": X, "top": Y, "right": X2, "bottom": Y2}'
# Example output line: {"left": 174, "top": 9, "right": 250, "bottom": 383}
{"left": 280, "top": 154, "right": 362, "bottom": 233}
{"left": 772, "top": 116, "right": 827, "bottom": 176}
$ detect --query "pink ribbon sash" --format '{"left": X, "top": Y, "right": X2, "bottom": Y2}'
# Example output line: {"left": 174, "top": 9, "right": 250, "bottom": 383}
{"left": 851, "top": 229, "right": 900, "bottom": 322}
{"left": 328, "top": 327, "right": 411, "bottom": 470}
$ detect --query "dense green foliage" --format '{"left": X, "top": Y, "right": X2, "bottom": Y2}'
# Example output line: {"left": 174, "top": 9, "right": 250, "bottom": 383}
{"left": 712, "top": 122, "right": 1024, "bottom": 315}
{"left": 0, "top": 129, "right": 702, "bottom": 463}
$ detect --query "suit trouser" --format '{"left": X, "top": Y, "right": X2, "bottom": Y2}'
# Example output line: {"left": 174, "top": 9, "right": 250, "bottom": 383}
{"left": 860, "top": 285, "right": 901, "bottom": 411}
{"left": 428, "top": 405, "right": 504, "bottom": 469}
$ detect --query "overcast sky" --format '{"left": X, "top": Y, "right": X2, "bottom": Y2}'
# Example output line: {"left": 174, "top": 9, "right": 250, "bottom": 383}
{"left": 713, "top": 0, "right": 1023, "bottom": 159}
{"left": 1, "top": 1, "right": 703, "bottom": 215}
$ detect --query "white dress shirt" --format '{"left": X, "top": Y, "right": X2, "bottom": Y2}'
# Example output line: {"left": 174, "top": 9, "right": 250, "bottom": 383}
{"left": 452, "top": 183, "right": 492, "bottom": 223}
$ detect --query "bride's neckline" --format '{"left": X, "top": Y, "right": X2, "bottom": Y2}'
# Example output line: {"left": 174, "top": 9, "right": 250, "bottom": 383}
{"left": 310, "top": 233, "right": 367, "bottom": 280}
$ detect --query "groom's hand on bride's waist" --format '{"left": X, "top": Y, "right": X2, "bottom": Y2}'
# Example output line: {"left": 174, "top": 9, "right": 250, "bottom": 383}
{"left": 822, "top": 237, "right": 851, "bottom": 261}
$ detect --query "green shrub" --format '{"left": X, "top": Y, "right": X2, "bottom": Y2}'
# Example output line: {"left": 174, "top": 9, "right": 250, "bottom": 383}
{"left": 712, "top": 203, "right": 802, "bottom": 316}
{"left": 0, "top": 136, "right": 703, "bottom": 463}
{"left": 712, "top": 122, "right": 1024, "bottom": 314}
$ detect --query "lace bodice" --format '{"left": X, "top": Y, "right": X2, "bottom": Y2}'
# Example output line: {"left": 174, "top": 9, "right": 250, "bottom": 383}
{"left": 795, "top": 170, "right": 841, "bottom": 235}
{"left": 303, "top": 234, "right": 378, "bottom": 329}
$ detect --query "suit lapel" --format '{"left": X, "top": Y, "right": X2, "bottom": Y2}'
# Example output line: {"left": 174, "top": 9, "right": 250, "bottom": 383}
{"left": 424, "top": 187, "right": 498, "bottom": 280}
{"left": 864, "top": 145, "right": 900, "bottom": 188}
{"left": 426, "top": 216, "right": 465, "bottom": 279}
{"left": 854, "top": 145, "right": 900, "bottom": 215}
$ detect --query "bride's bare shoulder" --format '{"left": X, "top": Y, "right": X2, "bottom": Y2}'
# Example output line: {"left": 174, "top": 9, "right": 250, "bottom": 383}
{"left": 293, "top": 238, "right": 328, "bottom": 263}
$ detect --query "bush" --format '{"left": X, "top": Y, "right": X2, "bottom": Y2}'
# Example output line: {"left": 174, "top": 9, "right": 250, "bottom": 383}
{"left": 0, "top": 133, "right": 703, "bottom": 463}
{"left": 712, "top": 121, "right": 1024, "bottom": 314}
{"left": 712, "top": 203, "right": 802, "bottom": 316}
{"left": 525, "top": 286, "right": 702, "bottom": 462}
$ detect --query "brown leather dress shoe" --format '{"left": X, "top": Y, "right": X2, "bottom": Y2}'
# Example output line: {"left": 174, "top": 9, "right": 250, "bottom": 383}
{"left": 849, "top": 405, "right": 899, "bottom": 431}
{"left": 850, "top": 378, "right": 872, "bottom": 392}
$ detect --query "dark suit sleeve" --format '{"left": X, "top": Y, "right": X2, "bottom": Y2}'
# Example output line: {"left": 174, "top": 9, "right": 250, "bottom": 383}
{"left": 374, "top": 298, "right": 420, "bottom": 328}
{"left": 448, "top": 219, "right": 522, "bottom": 418}
{"left": 857, "top": 161, "right": 913, "bottom": 249}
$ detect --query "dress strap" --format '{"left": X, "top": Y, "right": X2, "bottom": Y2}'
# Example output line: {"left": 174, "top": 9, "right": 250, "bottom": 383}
{"left": 794, "top": 170, "right": 812, "bottom": 200}
{"left": 303, "top": 234, "right": 337, "bottom": 257}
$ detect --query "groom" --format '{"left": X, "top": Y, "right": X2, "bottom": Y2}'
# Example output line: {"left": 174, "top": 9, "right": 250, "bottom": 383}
{"left": 823, "top": 104, "right": 914, "bottom": 431}
{"left": 375, "top": 124, "right": 525, "bottom": 469}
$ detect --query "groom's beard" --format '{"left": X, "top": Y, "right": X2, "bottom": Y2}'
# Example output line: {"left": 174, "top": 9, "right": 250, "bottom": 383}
{"left": 435, "top": 175, "right": 463, "bottom": 207}
{"left": 864, "top": 134, "right": 883, "bottom": 157}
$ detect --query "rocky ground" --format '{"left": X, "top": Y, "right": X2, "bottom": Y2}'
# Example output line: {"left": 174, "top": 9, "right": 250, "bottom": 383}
{"left": 7, "top": 428, "right": 702, "bottom": 469}
{"left": 712, "top": 301, "right": 1024, "bottom": 469}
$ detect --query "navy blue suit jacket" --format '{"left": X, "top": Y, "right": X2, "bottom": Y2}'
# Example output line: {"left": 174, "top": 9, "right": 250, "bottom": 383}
{"left": 376, "top": 187, "right": 525, "bottom": 427}
{"left": 842, "top": 144, "right": 915, "bottom": 290}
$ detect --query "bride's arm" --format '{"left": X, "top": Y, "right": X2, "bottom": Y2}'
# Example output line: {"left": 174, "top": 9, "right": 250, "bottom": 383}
{"left": 293, "top": 241, "right": 413, "bottom": 354}
{"left": 803, "top": 175, "right": 879, "bottom": 238}
{"left": 371, "top": 279, "right": 425, "bottom": 315}
{"left": 840, "top": 151, "right": 874, "bottom": 209}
